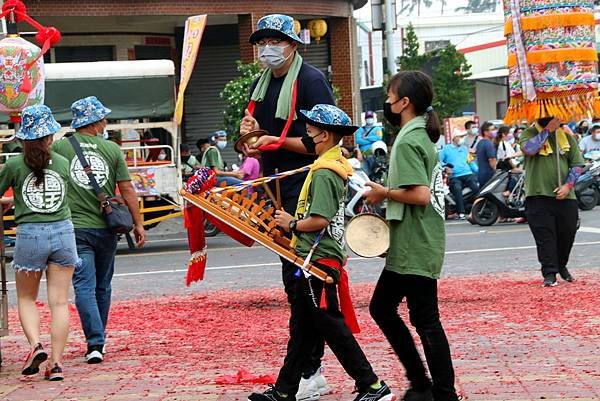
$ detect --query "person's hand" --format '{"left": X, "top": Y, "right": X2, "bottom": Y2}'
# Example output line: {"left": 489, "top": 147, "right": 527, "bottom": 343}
{"left": 240, "top": 109, "right": 259, "bottom": 136}
{"left": 133, "top": 224, "right": 146, "bottom": 248}
{"left": 233, "top": 170, "right": 245, "bottom": 180}
{"left": 250, "top": 135, "right": 279, "bottom": 150}
{"left": 364, "top": 181, "right": 387, "bottom": 205}
{"left": 554, "top": 184, "right": 571, "bottom": 200}
{"left": 544, "top": 117, "right": 561, "bottom": 133}
{"left": 275, "top": 210, "right": 294, "bottom": 232}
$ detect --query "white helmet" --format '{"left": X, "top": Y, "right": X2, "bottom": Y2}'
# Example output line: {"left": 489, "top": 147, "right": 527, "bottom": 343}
{"left": 371, "top": 140, "right": 387, "bottom": 156}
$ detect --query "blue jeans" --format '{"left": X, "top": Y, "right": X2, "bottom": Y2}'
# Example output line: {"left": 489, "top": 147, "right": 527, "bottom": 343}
{"left": 448, "top": 174, "right": 479, "bottom": 214}
{"left": 73, "top": 228, "right": 118, "bottom": 347}
{"left": 12, "top": 220, "right": 79, "bottom": 272}
{"left": 217, "top": 176, "right": 243, "bottom": 186}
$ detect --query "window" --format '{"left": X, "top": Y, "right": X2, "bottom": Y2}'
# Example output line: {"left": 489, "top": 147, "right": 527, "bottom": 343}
{"left": 134, "top": 45, "right": 171, "bottom": 61}
{"left": 496, "top": 101, "right": 507, "bottom": 119}
{"left": 54, "top": 46, "right": 115, "bottom": 63}
{"left": 424, "top": 40, "right": 450, "bottom": 53}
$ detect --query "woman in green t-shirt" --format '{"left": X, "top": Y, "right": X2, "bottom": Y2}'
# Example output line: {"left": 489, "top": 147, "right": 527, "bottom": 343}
{"left": 363, "top": 71, "right": 460, "bottom": 401}
{"left": 0, "top": 105, "right": 78, "bottom": 381}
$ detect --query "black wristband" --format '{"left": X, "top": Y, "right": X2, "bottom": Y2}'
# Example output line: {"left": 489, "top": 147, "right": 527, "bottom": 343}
{"left": 289, "top": 219, "right": 298, "bottom": 233}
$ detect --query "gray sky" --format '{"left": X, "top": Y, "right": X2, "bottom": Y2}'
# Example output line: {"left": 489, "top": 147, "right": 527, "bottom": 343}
{"left": 354, "top": 0, "right": 503, "bottom": 22}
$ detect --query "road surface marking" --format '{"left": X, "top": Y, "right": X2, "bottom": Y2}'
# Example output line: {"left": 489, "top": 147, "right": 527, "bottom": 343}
{"left": 578, "top": 226, "right": 600, "bottom": 234}
{"left": 7, "top": 241, "right": 600, "bottom": 286}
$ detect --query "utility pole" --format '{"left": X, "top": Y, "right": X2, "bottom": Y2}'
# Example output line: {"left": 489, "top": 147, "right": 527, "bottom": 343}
{"left": 372, "top": 0, "right": 397, "bottom": 79}
{"left": 384, "top": 0, "right": 397, "bottom": 76}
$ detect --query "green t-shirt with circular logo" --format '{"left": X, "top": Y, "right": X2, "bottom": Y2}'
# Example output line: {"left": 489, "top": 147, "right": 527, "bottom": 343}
{"left": 385, "top": 117, "right": 446, "bottom": 280}
{"left": 0, "top": 152, "right": 71, "bottom": 225}
{"left": 52, "top": 132, "right": 131, "bottom": 229}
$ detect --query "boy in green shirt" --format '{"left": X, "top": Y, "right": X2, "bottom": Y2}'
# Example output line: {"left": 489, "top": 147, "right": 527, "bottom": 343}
{"left": 248, "top": 104, "right": 394, "bottom": 401}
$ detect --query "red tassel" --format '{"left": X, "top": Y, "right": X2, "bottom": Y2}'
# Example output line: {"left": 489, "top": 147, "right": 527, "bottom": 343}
{"left": 186, "top": 250, "right": 207, "bottom": 286}
{"left": 319, "top": 286, "right": 328, "bottom": 310}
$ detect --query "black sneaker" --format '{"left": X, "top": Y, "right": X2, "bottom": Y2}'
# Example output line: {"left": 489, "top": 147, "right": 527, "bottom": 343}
{"left": 559, "top": 267, "right": 574, "bottom": 282}
{"left": 248, "top": 386, "right": 295, "bottom": 401}
{"left": 22, "top": 343, "right": 48, "bottom": 375}
{"left": 44, "top": 363, "right": 64, "bottom": 381}
{"left": 353, "top": 381, "right": 396, "bottom": 401}
{"left": 542, "top": 274, "right": 558, "bottom": 287}
{"left": 403, "top": 387, "right": 433, "bottom": 401}
{"left": 85, "top": 344, "right": 104, "bottom": 364}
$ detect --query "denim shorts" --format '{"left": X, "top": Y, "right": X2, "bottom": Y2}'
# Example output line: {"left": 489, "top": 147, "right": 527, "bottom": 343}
{"left": 12, "top": 219, "right": 81, "bottom": 272}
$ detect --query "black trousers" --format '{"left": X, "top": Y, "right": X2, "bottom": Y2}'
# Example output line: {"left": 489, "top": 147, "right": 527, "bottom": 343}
{"left": 275, "top": 274, "right": 378, "bottom": 395}
{"left": 525, "top": 196, "right": 579, "bottom": 277}
{"left": 370, "top": 270, "right": 458, "bottom": 401}
{"left": 448, "top": 174, "right": 479, "bottom": 214}
{"left": 281, "top": 196, "right": 324, "bottom": 376}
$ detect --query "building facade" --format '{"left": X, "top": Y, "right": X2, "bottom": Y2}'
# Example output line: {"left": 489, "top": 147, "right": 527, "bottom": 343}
{"left": 22, "top": 0, "right": 366, "bottom": 148}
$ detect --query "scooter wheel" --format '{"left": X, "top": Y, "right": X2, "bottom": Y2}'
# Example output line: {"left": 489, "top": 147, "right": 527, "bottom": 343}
{"left": 576, "top": 188, "right": 598, "bottom": 211}
{"left": 471, "top": 199, "right": 499, "bottom": 226}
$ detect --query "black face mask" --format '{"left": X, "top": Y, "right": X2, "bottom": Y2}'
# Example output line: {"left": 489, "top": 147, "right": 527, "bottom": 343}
{"left": 301, "top": 131, "right": 324, "bottom": 154}
{"left": 384, "top": 101, "right": 402, "bottom": 127}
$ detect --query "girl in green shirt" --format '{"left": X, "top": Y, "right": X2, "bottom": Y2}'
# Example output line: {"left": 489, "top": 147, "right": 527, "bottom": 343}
{"left": 364, "top": 71, "right": 459, "bottom": 401}
{"left": 0, "top": 105, "right": 78, "bottom": 381}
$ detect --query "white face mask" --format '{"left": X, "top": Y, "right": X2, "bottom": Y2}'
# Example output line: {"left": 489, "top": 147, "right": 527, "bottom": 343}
{"left": 471, "top": 128, "right": 478, "bottom": 135}
{"left": 594, "top": 133, "right": 600, "bottom": 141}
{"left": 158, "top": 152, "right": 167, "bottom": 161}
{"left": 457, "top": 137, "right": 466, "bottom": 146}
{"left": 216, "top": 141, "right": 227, "bottom": 150}
{"left": 365, "top": 118, "right": 374, "bottom": 126}
{"left": 258, "top": 44, "right": 292, "bottom": 69}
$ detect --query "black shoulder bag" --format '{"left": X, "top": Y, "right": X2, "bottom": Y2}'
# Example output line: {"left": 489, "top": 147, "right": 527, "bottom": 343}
{"left": 66, "top": 133, "right": 134, "bottom": 234}
{"left": 496, "top": 141, "right": 513, "bottom": 171}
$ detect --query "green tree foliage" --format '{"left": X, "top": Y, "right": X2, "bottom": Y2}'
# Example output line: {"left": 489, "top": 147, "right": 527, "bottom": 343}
{"left": 430, "top": 44, "right": 473, "bottom": 119}
{"left": 392, "top": 28, "right": 473, "bottom": 120}
{"left": 455, "top": 0, "right": 499, "bottom": 13}
{"left": 397, "top": 23, "right": 426, "bottom": 71}
{"left": 220, "top": 61, "right": 262, "bottom": 140}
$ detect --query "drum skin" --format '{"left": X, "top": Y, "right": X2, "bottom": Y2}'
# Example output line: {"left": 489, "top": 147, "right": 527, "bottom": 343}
{"left": 345, "top": 213, "right": 389, "bottom": 258}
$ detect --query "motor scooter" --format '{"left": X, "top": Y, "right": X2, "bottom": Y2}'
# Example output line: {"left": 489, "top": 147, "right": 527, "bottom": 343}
{"left": 470, "top": 170, "right": 526, "bottom": 226}
{"left": 345, "top": 158, "right": 385, "bottom": 219}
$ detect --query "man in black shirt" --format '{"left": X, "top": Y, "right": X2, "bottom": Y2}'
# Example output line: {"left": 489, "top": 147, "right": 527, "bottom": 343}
{"left": 240, "top": 14, "right": 336, "bottom": 401}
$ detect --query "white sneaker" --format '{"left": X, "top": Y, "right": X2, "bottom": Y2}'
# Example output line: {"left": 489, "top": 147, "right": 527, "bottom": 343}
{"left": 309, "top": 368, "right": 330, "bottom": 396}
{"left": 296, "top": 377, "right": 320, "bottom": 401}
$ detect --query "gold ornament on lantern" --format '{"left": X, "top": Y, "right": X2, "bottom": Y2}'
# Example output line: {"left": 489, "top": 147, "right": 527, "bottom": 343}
{"left": 307, "top": 19, "right": 327, "bottom": 44}
{"left": 293, "top": 19, "right": 301, "bottom": 35}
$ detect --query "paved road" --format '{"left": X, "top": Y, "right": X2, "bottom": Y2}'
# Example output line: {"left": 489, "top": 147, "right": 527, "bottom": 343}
{"left": 5, "top": 208, "right": 600, "bottom": 304}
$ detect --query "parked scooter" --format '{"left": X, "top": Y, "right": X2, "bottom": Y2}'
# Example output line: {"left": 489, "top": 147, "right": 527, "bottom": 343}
{"left": 575, "top": 152, "right": 600, "bottom": 211}
{"left": 442, "top": 165, "right": 478, "bottom": 219}
{"left": 470, "top": 170, "right": 526, "bottom": 226}
{"left": 345, "top": 157, "right": 385, "bottom": 219}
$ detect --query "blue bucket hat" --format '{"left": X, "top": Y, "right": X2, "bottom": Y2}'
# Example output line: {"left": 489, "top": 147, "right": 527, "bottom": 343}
{"left": 70, "top": 96, "right": 112, "bottom": 129}
{"left": 299, "top": 104, "right": 359, "bottom": 136}
{"left": 17, "top": 104, "right": 62, "bottom": 141}
{"left": 249, "top": 14, "right": 303, "bottom": 45}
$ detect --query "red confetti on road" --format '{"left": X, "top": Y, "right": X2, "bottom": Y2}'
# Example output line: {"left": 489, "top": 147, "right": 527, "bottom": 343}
{"left": 0, "top": 271, "right": 599, "bottom": 400}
